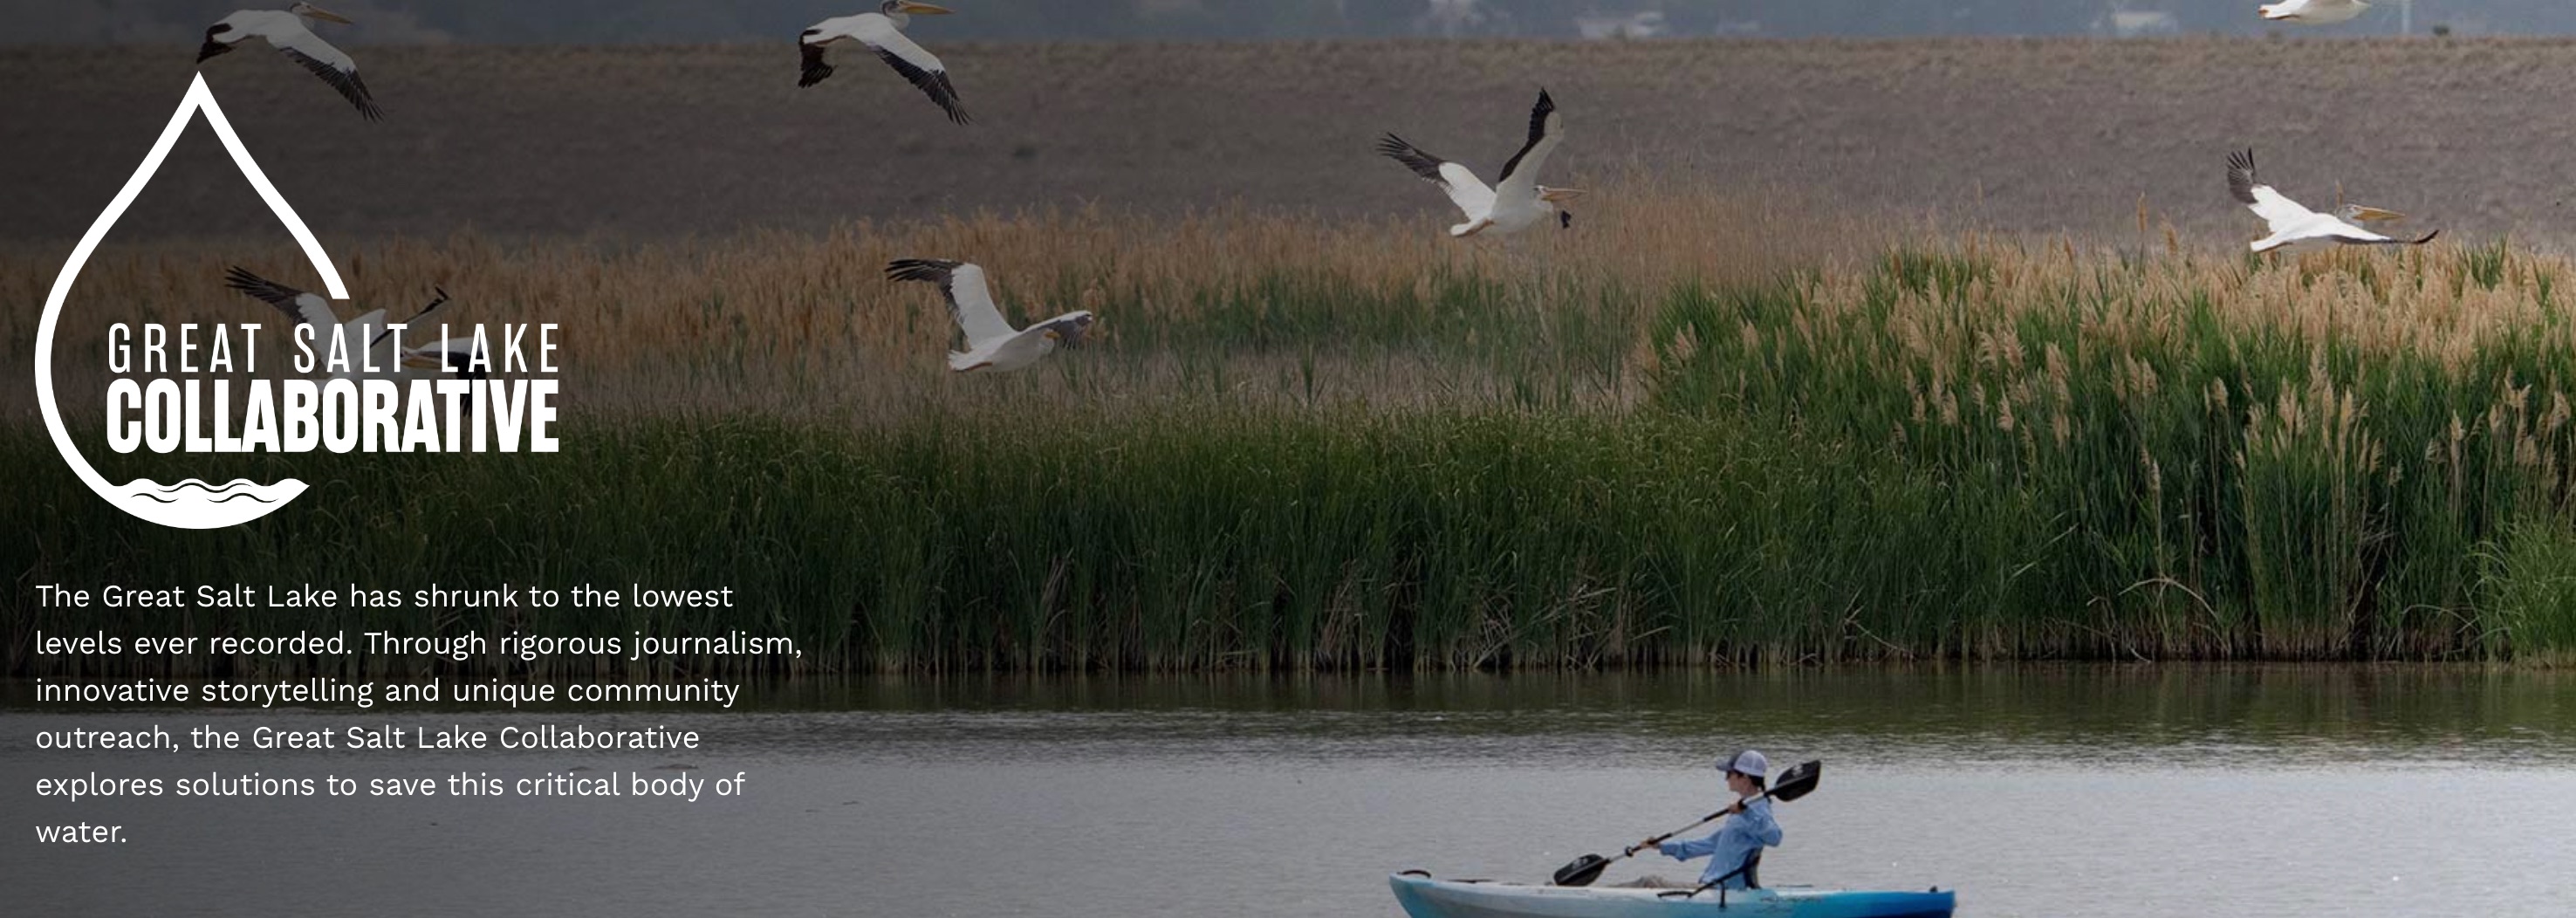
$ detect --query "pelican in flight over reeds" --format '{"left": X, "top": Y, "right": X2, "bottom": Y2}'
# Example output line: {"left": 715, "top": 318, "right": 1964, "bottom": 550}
{"left": 1378, "top": 89, "right": 1584, "bottom": 238}
{"left": 224, "top": 267, "right": 451, "bottom": 379}
{"left": 886, "top": 259, "right": 1094, "bottom": 373}
{"left": 799, "top": 2, "right": 969, "bottom": 124}
{"left": 197, "top": 3, "right": 380, "bottom": 120}
{"left": 2258, "top": 0, "right": 2370, "bottom": 24}
{"left": 2227, "top": 149, "right": 2436, "bottom": 253}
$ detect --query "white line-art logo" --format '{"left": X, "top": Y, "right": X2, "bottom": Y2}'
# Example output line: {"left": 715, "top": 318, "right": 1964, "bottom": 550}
{"left": 33, "top": 73, "right": 342, "bottom": 530}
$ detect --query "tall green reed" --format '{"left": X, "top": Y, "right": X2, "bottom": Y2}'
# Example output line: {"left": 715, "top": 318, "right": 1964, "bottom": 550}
{"left": 16, "top": 236, "right": 2576, "bottom": 675}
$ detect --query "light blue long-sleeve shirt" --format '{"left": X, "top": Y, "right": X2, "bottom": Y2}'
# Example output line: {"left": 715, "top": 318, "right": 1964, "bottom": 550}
{"left": 1656, "top": 797, "right": 1781, "bottom": 889}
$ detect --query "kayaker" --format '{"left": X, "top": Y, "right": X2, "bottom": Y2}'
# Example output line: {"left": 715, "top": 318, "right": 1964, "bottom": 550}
{"left": 1621, "top": 750, "right": 1782, "bottom": 890}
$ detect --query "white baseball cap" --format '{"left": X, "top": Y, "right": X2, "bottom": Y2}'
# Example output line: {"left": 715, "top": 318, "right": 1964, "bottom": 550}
{"left": 1721, "top": 750, "right": 1769, "bottom": 778}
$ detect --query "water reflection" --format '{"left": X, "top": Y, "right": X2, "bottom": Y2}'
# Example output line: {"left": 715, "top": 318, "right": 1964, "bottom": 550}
{"left": 5, "top": 665, "right": 2573, "bottom": 917}
{"left": 722, "top": 665, "right": 2575, "bottom": 770}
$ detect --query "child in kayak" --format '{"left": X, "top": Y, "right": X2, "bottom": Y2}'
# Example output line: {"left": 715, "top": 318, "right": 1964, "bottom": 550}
{"left": 1622, "top": 750, "right": 1782, "bottom": 890}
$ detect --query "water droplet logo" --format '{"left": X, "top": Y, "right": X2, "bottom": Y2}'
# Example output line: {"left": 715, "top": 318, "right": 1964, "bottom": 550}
{"left": 33, "top": 73, "right": 346, "bottom": 530}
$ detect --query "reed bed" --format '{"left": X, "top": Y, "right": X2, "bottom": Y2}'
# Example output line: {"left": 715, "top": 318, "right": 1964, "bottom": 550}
{"left": 10, "top": 201, "right": 2576, "bottom": 675}
{"left": 3, "top": 410, "right": 1948, "bottom": 677}
{"left": 1651, "top": 238, "right": 2576, "bottom": 663}
{"left": 1, "top": 175, "right": 1856, "bottom": 419}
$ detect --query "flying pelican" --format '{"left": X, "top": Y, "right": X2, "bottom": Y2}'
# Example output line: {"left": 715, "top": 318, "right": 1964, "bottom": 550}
{"left": 224, "top": 267, "right": 449, "bottom": 378}
{"left": 197, "top": 3, "right": 380, "bottom": 120}
{"left": 799, "top": 3, "right": 969, "bottom": 124}
{"left": 2258, "top": 0, "right": 2370, "bottom": 24}
{"left": 2227, "top": 149, "right": 2436, "bottom": 253}
{"left": 1377, "top": 88, "right": 1584, "bottom": 238}
{"left": 885, "top": 259, "right": 1094, "bottom": 373}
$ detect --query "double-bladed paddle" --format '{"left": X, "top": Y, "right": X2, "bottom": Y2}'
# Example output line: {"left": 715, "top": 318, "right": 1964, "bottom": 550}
{"left": 1549, "top": 759, "right": 1821, "bottom": 887}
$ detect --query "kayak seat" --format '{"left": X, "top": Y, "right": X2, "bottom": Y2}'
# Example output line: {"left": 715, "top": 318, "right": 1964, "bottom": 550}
{"left": 1713, "top": 849, "right": 1761, "bottom": 889}
{"left": 1655, "top": 850, "right": 1766, "bottom": 905}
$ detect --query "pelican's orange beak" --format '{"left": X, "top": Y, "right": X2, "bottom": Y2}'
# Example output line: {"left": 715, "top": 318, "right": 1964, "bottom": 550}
{"left": 897, "top": 2, "right": 956, "bottom": 14}
{"left": 2350, "top": 206, "right": 2406, "bottom": 223}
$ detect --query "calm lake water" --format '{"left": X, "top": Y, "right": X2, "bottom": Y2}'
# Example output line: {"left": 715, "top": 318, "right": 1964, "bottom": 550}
{"left": 6, "top": 666, "right": 2574, "bottom": 916}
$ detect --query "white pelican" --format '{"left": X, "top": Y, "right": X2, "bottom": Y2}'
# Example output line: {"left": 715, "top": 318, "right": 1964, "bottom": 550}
{"left": 2258, "top": 0, "right": 2370, "bottom": 24}
{"left": 1378, "top": 88, "right": 1584, "bottom": 238}
{"left": 2228, "top": 149, "right": 2436, "bottom": 253}
{"left": 799, "top": 2, "right": 969, "bottom": 125}
{"left": 886, "top": 259, "right": 1094, "bottom": 373}
{"left": 224, "top": 267, "right": 450, "bottom": 378}
{"left": 197, "top": 3, "right": 380, "bottom": 121}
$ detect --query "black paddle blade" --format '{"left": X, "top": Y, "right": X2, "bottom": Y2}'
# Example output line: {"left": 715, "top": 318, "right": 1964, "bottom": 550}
{"left": 1769, "top": 760, "right": 1823, "bottom": 802}
{"left": 1552, "top": 853, "right": 1611, "bottom": 887}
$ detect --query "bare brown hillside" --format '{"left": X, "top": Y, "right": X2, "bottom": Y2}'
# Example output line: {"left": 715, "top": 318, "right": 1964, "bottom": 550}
{"left": 4, "top": 38, "right": 2575, "bottom": 244}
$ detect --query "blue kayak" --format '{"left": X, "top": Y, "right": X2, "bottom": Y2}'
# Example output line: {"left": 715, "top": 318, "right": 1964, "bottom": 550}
{"left": 1390, "top": 872, "right": 1956, "bottom": 918}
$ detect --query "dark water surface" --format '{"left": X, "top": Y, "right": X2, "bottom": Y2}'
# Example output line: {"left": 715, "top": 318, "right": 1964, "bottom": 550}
{"left": 5, "top": 666, "right": 2573, "bottom": 916}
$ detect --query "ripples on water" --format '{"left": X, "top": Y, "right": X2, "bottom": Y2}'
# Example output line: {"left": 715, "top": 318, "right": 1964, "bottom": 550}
{"left": 6, "top": 666, "right": 2573, "bottom": 918}
{"left": 7, "top": 665, "right": 2571, "bottom": 769}
{"left": 709, "top": 665, "right": 2576, "bottom": 771}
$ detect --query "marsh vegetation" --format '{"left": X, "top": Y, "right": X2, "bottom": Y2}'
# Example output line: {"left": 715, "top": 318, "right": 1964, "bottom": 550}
{"left": 10, "top": 190, "right": 2576, "bottom": 675}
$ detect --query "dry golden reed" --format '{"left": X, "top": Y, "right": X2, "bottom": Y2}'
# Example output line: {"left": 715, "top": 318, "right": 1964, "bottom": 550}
{"left": 3, "top": 179, "right": 1872, "bottom": 420}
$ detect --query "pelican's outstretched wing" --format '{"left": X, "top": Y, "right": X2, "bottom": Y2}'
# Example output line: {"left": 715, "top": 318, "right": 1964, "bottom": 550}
{"left": 2228, "top": 148, "right": 2320, "bottom": 233}
{"left": 854, "top": 17, "right": 969, "bottom": 124}
{"left": 2259, "top": 0, "right": 2369, "bottom": 24}
{"left": 888, "top": 259, "right": 1017, "bottom": 346}
{"left": 1494, "top": 89, "right": 1563, "bottom": 202}
{"left": 272, "top": 29, "right": 381, "bottom": 120}
{"left": 368, "top": 286, "right": 451, "bottom": 350}
{"left": 798, "top": 41, "right": 838, "bottom": 87}
{"left": 198, "top": 25, "right": 237, "bottom": 63}
{"left": 1377, "top": 134, "right": 1496, "bottom": 219}
{"left": 224, "top": 267, "right": 339, "bottom": 330}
